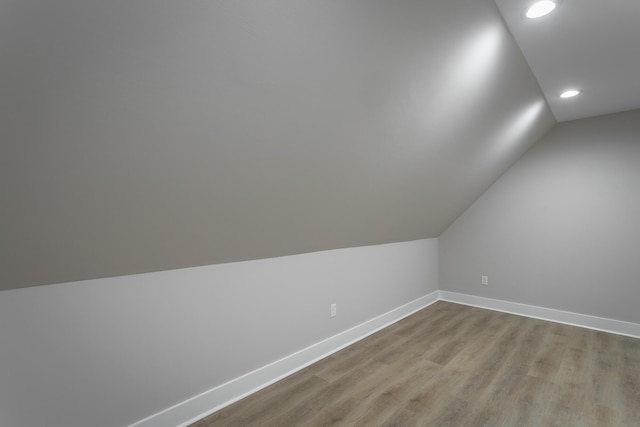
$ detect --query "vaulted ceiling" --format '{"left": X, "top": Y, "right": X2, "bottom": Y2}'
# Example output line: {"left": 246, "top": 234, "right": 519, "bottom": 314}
{"left": 496, "top": 0, "right": 640, "bottom": 122}
{"left": 1, "top": 0, "right": 560, "bottom": 290}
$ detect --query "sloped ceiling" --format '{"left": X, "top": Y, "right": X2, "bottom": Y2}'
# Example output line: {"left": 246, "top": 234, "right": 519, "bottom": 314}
{"left": 0, "top": 0, "right": 555, "bottom": 290}
{"left": 495, "top": 0, "right": 640, "bottom": 122}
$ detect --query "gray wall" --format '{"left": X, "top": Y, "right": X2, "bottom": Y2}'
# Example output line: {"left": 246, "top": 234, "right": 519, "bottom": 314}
{"left": 0, "top": 0, "right": 553, "bottom": 290}
{"left": 440, "top": 109, "right": 640, "bottom": 324}
{"left": 0, "top": 239, "right": 438, "bottom": 427}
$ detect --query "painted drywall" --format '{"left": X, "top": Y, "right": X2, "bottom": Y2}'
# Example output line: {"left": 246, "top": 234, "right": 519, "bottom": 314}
{"left": 440, "top": 109, "right": 640, "bottom": 324}
{"left": 0, "top": 0, "right": 554, "bottom": 290}
{"left": 0, "top": 239, "right": 438, "bottom": 427}
{"left": 495, "top": 0, "right": 640, "bottom": 122}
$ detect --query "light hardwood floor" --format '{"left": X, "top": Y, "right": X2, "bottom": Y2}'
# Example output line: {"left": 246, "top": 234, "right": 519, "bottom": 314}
{"left": 190, "top": 301, "right": 640, "bottom": 426}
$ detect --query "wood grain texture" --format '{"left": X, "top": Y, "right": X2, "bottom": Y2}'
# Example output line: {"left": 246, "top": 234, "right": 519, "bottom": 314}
{"left": 190, "top": 302, "right": 640, "bottom": 427}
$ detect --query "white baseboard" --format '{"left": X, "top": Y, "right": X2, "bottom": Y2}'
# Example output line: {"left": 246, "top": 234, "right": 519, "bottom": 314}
{"left": 129, "top": 291, "right": 440, "bottom": 427}
{"left": 438, "top": 290, "right": 640, "bottom": 339}
{"left": 131, "top": 289, "right": 640, "bottom": 427}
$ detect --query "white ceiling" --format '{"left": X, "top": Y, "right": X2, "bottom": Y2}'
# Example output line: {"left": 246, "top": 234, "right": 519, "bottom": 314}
{"left": 495, "top": 0, "right": 640, "bottom": 122}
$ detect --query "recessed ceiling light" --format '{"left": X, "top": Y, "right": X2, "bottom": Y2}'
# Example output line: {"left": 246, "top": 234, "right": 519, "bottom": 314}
{"left": 525, "top": 1, "right": 557, "bottom": 19}
{"left": 560, "top": 89, "right": 581, "bottom": 98}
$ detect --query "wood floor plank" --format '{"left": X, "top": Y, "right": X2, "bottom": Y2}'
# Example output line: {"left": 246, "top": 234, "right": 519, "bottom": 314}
{"left": 615, "top": 335, "right": 640, "bottom": 426}
{"left": 191, "top": 301, "right": 640, "bottom": 427}
{"left": 527, "top": 324, "right": 566, "bottom": 381}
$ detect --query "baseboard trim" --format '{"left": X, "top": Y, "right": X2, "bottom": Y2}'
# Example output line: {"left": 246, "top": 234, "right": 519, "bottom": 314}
{"left": 129, "top": 291, "right": 440, "bottom": 427}
{"left": 131, "top": 289, "right": 640, "bottom": 427}
{"left": 438, "top": 290, "right": 640, "bottom": 339}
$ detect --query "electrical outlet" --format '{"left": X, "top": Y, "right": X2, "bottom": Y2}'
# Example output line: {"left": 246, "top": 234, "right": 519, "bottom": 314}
{"left": 481, "top": 275, "right": 489, "bottom": 286}
{"left": 330, "top": 303, "right": 337, "bottom": 317}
